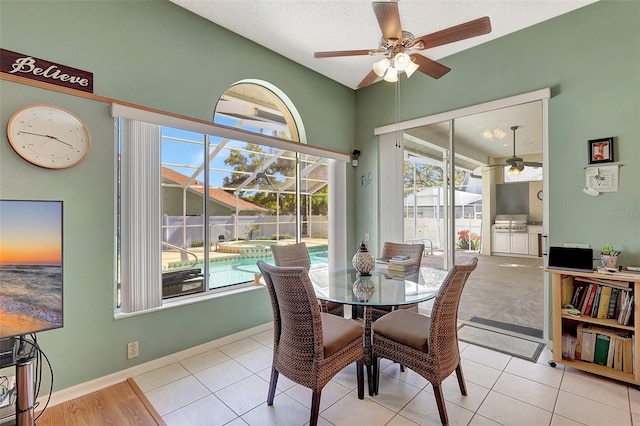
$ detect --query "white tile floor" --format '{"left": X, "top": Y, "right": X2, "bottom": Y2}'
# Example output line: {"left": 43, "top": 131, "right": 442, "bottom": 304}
{"left": 135, "top": 327, "right": 640, "bottom": 426}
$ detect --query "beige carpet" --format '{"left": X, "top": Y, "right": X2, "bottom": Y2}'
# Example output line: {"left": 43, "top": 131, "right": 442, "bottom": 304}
{"left": 420, "top": 252, "right": 544, "bottom": 333}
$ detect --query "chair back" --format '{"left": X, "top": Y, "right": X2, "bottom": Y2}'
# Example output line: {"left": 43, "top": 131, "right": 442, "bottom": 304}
{"left": 381, "top": 242, "right": 425, "bottom": 269}
{"left": 428, "top": 257, "right": 478, "bottom": 372}
{"left": 256, "top": 261, "right": 323, "bottom": 386}
{"left": 258, "top": 260, "right": 282, "bottom": 351}
{"left": 271, "top": 242, "right": 311, "bottom": 271}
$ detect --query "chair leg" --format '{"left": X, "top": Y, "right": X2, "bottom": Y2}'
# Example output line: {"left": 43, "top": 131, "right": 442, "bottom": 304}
{"left": 432, "top": 383, "right": 449, "bottom": 426}
{"left": 310, "top": 389, "right": 322, "bottom": 426}
{"left": 356, "top": 360, "right": 364, "bottom": 399}
{"left": 366, "top": 362, "right": 374, "bottom": 396}
{"left": 267, "top": 367, "right": 279, "bottom": 405}
{"left": 372, "top": 356, "right": 381, "bottom": 395}
{"left": 431, "top": 383, "right": 449, "bottom": 426}
{"left": 455, "top": 362, "right": 467, "bottom": 396}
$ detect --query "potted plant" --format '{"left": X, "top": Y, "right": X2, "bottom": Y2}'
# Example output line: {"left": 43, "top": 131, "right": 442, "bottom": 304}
{"left": 601, "top": 244, "right": 620, "bottom": 269}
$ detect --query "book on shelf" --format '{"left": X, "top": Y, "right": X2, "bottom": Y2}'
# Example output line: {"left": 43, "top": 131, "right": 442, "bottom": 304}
{"left": 618, "top": 293, "right": 634, "bottom": 326}
{"left": 590, "top": 286, "right": 602, "bottom": 317}
{"left": 580, "top": 328, "right": 595, "bottom": 362}
{"left": 623, "top": 335, "right": 634, "bottom": 374}
{"left": 596, "top": 286, "right": 612, "bottom": 319}
{"left": 581, "top": 284, "right": 598, "bottom": 316}
{"left": 593, "top": 333, "right": 611, "bottom": 366}
{"left": 572, "top": 284, "right": 585, "bottom": 310}
{"left": 574, "top": 323, "right": 634, "bottom": 372}
{"left": 575, "top": 277, "right": 632, "bottom": 291}
{"left": 562, "top": 276, "right": 576, "bottom": 306}
{"left": 567, "top": 279, "right": 632, "bottom": 321}
{"left": 562, "top": 334, "right": 578, "bottom": 360}
{"left": 613, "top": 336, "right": 624, "bottom": 371}
{"left": 562, "top": 305, "right": 581, "bottom": 317}
{"left": 607, "top": 288, "right": 620, "bottom": 319}
{"left": 575, "top": 328, "right": 583, "bottom": 361}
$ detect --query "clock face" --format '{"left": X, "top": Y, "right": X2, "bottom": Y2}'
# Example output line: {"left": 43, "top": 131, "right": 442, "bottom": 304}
{"left": 537, "top": 190, "right": 543, "bottom": 201}
{"left": 7, "top": 104, "right": 91, "bottom": 169}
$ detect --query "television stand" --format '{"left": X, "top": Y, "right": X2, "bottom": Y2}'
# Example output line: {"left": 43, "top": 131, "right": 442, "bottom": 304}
{"left": 0, "top": 338, "right": 36, "bottom": 426}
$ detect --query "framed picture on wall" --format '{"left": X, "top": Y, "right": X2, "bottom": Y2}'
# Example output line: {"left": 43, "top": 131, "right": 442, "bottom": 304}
{"left": 588, "top": 137, "right": 614, "bottom": 164}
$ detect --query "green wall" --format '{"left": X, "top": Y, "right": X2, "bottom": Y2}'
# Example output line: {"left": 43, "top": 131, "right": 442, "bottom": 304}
{"left": 0, "top": 0, "right": 356, "bottom": 391}
{"left": 1, "top": 0, "right": 638, "bottom": 394}
{"left": 354, "top": 0, "right": 640, "bottom": 265}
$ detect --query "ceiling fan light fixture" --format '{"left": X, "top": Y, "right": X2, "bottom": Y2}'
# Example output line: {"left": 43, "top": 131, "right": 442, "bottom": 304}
{"left": 383, "top": 66, "right": 398, "bottom": 82}
{"left": 404, "top": 60, "right": 419, "bottom": 78}
{"left": 373, "top": 58, "right": 390, "bottom": 77}
{"left": 394, "top": 52, "right": 411, "bottom": 71}
{"left": 506, "top": 165, "right": 521, "bottom": 176}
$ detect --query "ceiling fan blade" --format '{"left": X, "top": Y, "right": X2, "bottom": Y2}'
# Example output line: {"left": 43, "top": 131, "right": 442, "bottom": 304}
{"left": 485, "top": 163, "right": 507, "bottom": 169}
{"left": 413, "top": 16, "right": 492, "bottom": 50}
{"left": 522, "top": 161, "right": 543, "bottom": 168}
{"left": 314, "top": 49, "right": 376, "bottom": 58}
{"left": 357, "top": 69, "right": 379, "bottom": 89}
{"left": 372, "top": 1, "right": 403, "bottom": 41}
{"left": 410, "top": 54, "right": 451, "bottom": 79}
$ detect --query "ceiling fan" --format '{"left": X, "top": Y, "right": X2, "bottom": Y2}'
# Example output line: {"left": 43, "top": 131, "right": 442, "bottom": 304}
{"left": 314, "top": 1, "right": 492, "bottom": 88}
{"left": 485, "top": 126, "right": 542, "bottom": 175}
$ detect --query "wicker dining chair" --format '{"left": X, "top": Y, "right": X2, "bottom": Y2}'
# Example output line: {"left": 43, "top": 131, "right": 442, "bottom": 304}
{"left": 256, "top": 261, "right": 365, "bottom": 426}
{"left": 371, "top": 257, "right": 478, "bottom": 426}
{"left": 271, "top": 242, "right": 344, "bottom": 317}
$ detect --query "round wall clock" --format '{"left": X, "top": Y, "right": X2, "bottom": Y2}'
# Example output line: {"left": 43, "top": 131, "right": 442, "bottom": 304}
{"left": 537, "top": 190, "right": 543, "bottom": 201}
{"left": 7, "top": 104, "right": 91, "bottom": 169}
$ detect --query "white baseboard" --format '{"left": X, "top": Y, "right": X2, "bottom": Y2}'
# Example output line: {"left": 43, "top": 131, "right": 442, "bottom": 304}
{"left": 36, "top": 322, "right": 273, "bottom": 411}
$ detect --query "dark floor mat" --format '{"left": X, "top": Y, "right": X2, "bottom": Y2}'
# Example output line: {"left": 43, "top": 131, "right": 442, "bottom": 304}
{"left": 470, "top": 317, "right": 544, "bottom": 339}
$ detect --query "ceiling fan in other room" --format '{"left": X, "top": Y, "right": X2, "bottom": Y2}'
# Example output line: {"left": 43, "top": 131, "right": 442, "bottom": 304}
{"left": 485, "top": 126, "right": 542, "bottom": 176}
{"left": 314, "top": 1, "right": 492, "bottom": 88}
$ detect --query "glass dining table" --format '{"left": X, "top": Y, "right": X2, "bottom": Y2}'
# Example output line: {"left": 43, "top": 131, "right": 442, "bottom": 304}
{"left": 307, "top": 263, "right": 448, "bottom": 395}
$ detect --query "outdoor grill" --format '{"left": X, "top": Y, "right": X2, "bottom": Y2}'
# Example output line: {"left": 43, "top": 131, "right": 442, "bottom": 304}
{"left": 494, "top": 214, "right": 528, "bottom": 233}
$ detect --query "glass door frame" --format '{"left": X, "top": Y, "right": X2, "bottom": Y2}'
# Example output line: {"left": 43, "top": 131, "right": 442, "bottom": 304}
{"left": 375, "top": 88, "right": 551, "bottom": 339}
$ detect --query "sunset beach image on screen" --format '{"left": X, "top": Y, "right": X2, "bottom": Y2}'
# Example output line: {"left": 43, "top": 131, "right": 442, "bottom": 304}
{"left": 0, "top": 200, "right": 63, "bottom": 339}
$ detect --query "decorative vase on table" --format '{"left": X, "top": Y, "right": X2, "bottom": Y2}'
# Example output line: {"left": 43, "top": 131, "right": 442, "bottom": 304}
{"left": 352, "top": 240, "right": 375, "bottom": 276}
{"left": 353, "top": 276, "right": 376, "bottom": 302}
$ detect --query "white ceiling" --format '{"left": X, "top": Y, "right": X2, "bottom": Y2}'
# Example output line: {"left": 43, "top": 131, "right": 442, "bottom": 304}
{"left": 171, "top": 0, "right": 597, "bottom": 90}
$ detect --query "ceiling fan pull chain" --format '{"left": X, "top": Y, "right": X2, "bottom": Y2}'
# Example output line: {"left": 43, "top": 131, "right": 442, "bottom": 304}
{"left": 395, "top": 79, "right": 400, "bottom": 148}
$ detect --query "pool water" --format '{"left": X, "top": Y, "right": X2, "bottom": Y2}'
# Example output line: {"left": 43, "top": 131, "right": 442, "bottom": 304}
{"left": 209, "top": 251, "right": 328, "bottom": 289}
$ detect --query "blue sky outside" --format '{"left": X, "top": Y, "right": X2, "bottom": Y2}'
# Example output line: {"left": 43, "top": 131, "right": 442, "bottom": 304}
{"left": 161, "top": 114, "right": 279, "bottom": 188}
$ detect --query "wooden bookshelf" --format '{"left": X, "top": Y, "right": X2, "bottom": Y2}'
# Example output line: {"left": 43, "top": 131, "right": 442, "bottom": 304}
{"left": 549, "top": 268, "right": 640, "bottom": 385}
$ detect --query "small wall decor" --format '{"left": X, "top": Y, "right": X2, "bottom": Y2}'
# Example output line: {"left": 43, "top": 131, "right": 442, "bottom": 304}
{"left": 588, "top": 137, "right": 614, "bottom": 164}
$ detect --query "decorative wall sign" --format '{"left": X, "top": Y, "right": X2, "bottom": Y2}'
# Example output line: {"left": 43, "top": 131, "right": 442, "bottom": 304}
{"left": 1, "top": 48, "right": 93, "bottom": 93}
{"left": 585, "top": 165, "right": 619, "bottom": 193}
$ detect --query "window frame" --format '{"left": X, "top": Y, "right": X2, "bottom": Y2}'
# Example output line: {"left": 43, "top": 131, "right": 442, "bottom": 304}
{"left": 112, "top": 103, "right": 349, "bottom": 315}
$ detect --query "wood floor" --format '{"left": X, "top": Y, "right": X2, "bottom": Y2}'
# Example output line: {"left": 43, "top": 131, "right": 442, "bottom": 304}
{"left": 35, "top": 379, "right": 165, "bottom": 426}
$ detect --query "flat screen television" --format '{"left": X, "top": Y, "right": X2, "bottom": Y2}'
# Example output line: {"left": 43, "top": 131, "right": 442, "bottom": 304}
{"left": 0, "top": 200, "right": 63, "bottom": 341}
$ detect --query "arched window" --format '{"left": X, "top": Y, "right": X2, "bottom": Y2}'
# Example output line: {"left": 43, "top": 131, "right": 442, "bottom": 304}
{"left": 214, "top": 81, "right": 303, "bottom": 142}
{"left": 115, "top": 81, "right": 348, "bottom": 314}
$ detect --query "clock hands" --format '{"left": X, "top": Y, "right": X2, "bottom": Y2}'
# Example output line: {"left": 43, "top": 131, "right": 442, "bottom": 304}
{"left": 18, "top": 130, "right": 73, "bottom": 147}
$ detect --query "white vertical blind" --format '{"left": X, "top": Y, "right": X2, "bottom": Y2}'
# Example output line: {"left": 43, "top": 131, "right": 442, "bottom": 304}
{"left": 378, "top": 132, "right": 404, "bottom": 251}
{"left": 120, "top": 119, "right": 162, "bottom": 313}
{"left": 328, "top": 159, "right": 347, "bottom": 271}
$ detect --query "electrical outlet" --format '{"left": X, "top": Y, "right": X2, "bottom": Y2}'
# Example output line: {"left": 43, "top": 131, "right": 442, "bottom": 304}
{"left": 127, "top": 341, "right": 139, "bottom": 359}
{"left": 364, "top": 233, "right": 369, "bottom": 242}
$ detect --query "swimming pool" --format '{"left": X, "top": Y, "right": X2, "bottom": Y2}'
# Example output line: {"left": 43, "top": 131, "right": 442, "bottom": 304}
{"left": 208, "top": 250, "right": 328, "bottom": 289}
